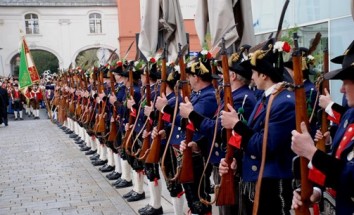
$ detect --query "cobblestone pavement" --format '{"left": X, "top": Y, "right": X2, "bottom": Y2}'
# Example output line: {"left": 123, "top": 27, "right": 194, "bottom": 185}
{"left": 0, "top": 111, "right": 222, "bottom": 215}
{"left": 0, "top": 112, "right": 139, "bottom": 215}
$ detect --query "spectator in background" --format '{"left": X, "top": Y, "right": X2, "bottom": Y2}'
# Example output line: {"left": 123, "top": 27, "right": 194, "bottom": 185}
{"left": 0, "top": 81, "right": 9, "bottom": 126}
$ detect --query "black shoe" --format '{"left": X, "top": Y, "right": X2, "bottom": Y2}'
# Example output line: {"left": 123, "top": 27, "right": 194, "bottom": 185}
{"left": 78, "top": 143, "right": 86, "bottom": 148}
{"left": 75, "top": 140, "right": 84, "bottom": 145}
{"left": 20, "top": 118, "right": 24, "bottom": 120}
{"left": 111, "top": 178, "right": 123, "bottom": 186}
{"left": 65, "top": 130, "right": 73, "bottom": 134}
{"left": 106, "top": 172, "right": 121, "bottom": 180}
{"left": 115, "top": 179, "right": 132, "bottom": 188}
{"left": 5, "top": 123, "right": 8, "bottom": 126}
{"left": 99, "top": 165, "right": 115, "bottom": 173}
{"left": 123, "top": 190, "right": 135, "bottom": 198}
{"left": 139, "top": 206, "right": 163, "bottom": 215}
{"left": 80, "top": 146, "right": 91, "bottom": 151}
{"left": 74, "top": 136, "right": 81, "bottom": 141}
{"left": 14, "top": 118, "right": 18, "bottom": 121}
{"left": 98, "top": 164, "right": 109, "bottom": 171}
{"left": 126, "top": 192, "right": 145, "bottom": 202}
{"left": 92, "top": 159, "right": 107, "bottom": 166}
{"left": 90, "top": 154, "right": 99, "bottom": 160}
{"left": 69, "top": 134, "right": 78, "bottom": 138}
{"left": 138, "top": 204, "right": 152, "bottom": 213}
{"left": 85, "top": 150, "right": 97, "bottom": 155}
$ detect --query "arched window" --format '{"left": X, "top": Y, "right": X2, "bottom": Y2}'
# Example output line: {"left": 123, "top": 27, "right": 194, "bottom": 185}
{"left": 25, "top": 13, "right": 39, "bottom": 34}
{"left": 89, "top": 13, "right": 102, "bottom": 34}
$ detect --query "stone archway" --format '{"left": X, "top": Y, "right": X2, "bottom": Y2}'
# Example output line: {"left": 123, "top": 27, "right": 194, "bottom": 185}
{"left": 10, "top": 49, "right": 59, "bottom": 77}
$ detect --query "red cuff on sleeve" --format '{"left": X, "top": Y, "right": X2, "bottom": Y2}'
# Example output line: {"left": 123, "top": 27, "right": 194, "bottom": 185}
{"left": 162, "top": 113, "right": 171, "bottom": 123}
{"left": 327, "top": 110, "right": 341, "bottom": 124}
{"left": 308, "top": 167, "right": 326, "bottom": 186}
{"left": 186, "top": 121, "right": 195, "bottom": 131}
{"left": 228, "top": 131, "right": 242, "bottom": 149}
{"left": 130, "top": 108, "right": 137, "bottom": 117}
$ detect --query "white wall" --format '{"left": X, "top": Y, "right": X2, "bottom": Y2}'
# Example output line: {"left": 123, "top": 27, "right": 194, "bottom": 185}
{"left": 0, "top": 6, "right": 119, "bottom": 76}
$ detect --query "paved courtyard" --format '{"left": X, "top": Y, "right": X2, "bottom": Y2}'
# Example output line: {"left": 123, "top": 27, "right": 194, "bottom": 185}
{"left": 0, "top": 112, "right": 176, "bottom": 215}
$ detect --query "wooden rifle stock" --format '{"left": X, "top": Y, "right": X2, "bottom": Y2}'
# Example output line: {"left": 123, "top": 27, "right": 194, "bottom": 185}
{"left": 216, "top": 48, "right": 235, "bottom": 206}
{"left": 69, "top": 74, "right": 76, "bottom": 115}
{"left": 124, "top": 63, "right": 136, "bottom": 153}
{"left": 293, "top": 33, "right": 312, "bottom": 215}
{"left": 316, "top": 50, "right": 329, "bottom": 152}
{"left": 108, "top": 73, "right": 118, "bottom": 142}
{"left": 145, "top": 57, "right": 167, "bottom": 163}
{"left": 95, "top": 70, "right": 106, "bottom": 134}
{"left": 178, "top": 46, "right": 194, "bottom": 183}
{"left": 137, "top": 66, "right": 152, "bottom": 161}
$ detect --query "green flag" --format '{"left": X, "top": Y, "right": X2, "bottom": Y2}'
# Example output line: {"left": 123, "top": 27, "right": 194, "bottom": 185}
{"left": 19, "top": 41, "right": 32, "bottom": 89}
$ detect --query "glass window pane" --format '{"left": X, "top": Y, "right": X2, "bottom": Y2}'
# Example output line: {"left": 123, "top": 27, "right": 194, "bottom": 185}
{"left": 329, "top": 17, "right": 354, "bottom": 105}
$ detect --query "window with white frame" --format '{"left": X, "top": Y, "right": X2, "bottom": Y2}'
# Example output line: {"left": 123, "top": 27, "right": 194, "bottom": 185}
{"left": 89, "top": 13, "right": 102, "bottom": 34}
{"left": 25, "top": 13, "right": 40, "bottom": 34}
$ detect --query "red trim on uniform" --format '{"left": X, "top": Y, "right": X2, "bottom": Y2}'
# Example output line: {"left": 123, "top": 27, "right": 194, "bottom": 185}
{"left": 228, "top": 131, "right": 242, "bottom": 149}
{"left": 130, "top": 108, "right": 136, "bottom": 117}
{"left": 177, "top": 191, "right": 185, "bottom": 198}
{"left": 326, "top": 188, "right": 337, "bottom": 198}
{"left": 308, "top": 167, "right": 326, "bottom": 186}
{"left": 154, "top": 177, "right": 158, "bottom": 186}
{"left": 162, "top": 113, "right": 171, "bottom": 123}
{"left": 335, "top": 124, "right": 354, "bottom": 159}
{"left": 186, "top": 121, "right": 195, "bottom": 131}
{"left": 313, "top": 203, "right": 320, "bottom": 215}
{"left": 327, "top": 110, "right": 341, "bottom": 124}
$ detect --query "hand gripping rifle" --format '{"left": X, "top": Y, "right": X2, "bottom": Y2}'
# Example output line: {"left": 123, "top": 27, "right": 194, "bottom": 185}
{"left": 293, "top": 32, "right": 312, "bottom": 215}
{"left": 145, "top": 46, "right": 168, "bottom": 164}
{"left": 177, "top": 43, "right": 194, "bottom": 183}
{"left": 216, "top": 38, "right": 235, "bottom": 206}
{"left": 136, "top": 63, "right": 152, "bottom": 161}
{"left": 123, "top": 61, "right": 136, "bottom": 154}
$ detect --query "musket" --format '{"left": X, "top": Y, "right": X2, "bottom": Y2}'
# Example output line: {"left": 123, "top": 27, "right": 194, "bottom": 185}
{"left": 94, "top": 69, "right": 107, "bottom": 134}
{"left": 216, "top": 38, "right": 235, "bottom": 206}
{"left": 250, "top": 0, "right": 290, "bottom": 53}
{"left": 123, "top": 61, "right": 136, "bottom": 153}
{"left": 136, "top": 64, "right": 152, "bottom": 161}
{"left": 293, "top": 32, "right": 312, "bottom": 215}
{"left": 316, "top": 49, "right": 329, "bottom": 152}
{"left": 107, "top": 72, "right": 118, "bottom": 142}
{"left": 104, "top": 48, "right": 118, "bottom": 66}
{"left": 275, "top": 0, "right": 290, "bottom": 41}
{"left": 145, "top": 46, "right": 168, "bottom": 164}
{"left": 123, "top": 41, "right": 135, "bottom": 61}
{"left": 177, "top": 43, "right": 194, "bottom": 183}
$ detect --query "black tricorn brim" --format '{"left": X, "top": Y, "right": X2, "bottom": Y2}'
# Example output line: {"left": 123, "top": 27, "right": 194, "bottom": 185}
{"left": 283, "top": 60, "right": 293, "bottom": 69}
{"left": 324, "top": 66, "right": 353, "bottom": 80}
{"left": 331, "top": 55, "right": 344, "bottom": 64}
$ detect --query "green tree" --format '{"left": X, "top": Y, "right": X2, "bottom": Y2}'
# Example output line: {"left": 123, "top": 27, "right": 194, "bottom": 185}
{"left": 76, "top": 48, "right": 99, "bottom": 70}
{"left": 31, "top": 50, "right": 59, "bottom": 75}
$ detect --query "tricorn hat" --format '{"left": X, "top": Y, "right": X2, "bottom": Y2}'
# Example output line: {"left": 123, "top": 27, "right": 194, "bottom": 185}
{"left": 166, "top": 64, "right": 180, "bottom": 89}
{"left": 227, "top": 44, "right": 252, "bottom": 80}
{"left": 248, "top": 38, "right": 286, "bottom": 83}
{"left": 186, "top": 50, "right": 213, "bottom": 82}
{"left": 330, "top": 41, "right": 354, "bottom": 64}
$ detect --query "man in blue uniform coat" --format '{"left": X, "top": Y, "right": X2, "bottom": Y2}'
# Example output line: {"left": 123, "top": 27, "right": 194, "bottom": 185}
{"left": 291, "top": 40, "right": 354, "bottom": 215}
{"left": 220, "top": 39, "right": 296, "bottom": 215}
